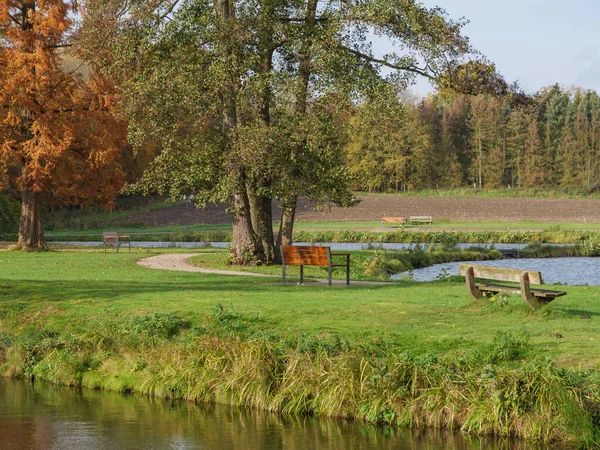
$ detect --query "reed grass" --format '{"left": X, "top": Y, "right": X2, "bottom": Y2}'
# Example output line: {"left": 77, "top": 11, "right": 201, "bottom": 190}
{"left": 1, "top": 320, "right": 599, "bottom": 447}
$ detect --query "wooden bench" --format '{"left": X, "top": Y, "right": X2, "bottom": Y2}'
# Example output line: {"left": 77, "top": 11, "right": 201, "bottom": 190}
{"left": 281, "top": 245, "right": 351, "bottom": 286}
{"left": 103, "top": 232, "right": 131, "bottom": 254}
{"left": 381, "top": 217, "right": 406, "bottom": 228}
{"left": 459, "top": 264, "right": 566, "bottom": 310}
{"left": 409, "top": 215, "right": 433, "bottom": 224}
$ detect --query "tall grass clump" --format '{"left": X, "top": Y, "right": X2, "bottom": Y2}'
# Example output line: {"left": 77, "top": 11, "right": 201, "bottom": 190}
{"left": 364, "top": 245, "right": 504, "bottom": 279}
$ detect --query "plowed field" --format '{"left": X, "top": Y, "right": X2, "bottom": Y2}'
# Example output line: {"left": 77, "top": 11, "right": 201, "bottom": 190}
{"left": 113, "top": 196, "right": 600, "bottom": 227}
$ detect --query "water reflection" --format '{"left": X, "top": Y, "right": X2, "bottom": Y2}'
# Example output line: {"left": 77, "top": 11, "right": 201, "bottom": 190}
{"left": 0, "top": 378, "right": 552, "bottom": 450}
{"left": 394, "top": 257, "right": 600, "bottom": 285}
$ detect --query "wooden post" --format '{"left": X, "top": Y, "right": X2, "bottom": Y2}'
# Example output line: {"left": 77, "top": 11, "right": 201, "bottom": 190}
{"left": 465, "top": 266, "right": 483, "bottom": 299}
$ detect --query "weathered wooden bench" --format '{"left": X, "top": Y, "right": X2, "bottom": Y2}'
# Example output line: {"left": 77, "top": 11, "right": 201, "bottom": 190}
{"left": 103, "top": 232, "right": 131, "bottom": 254}
{"left": 409, "top": 215, "right": 433, "bottom": 224}
{"left": 381, "top": 217, "right": 406, "bottom": 228}
{"left": 281, "top": 245, "right": 351, "bottom": 286}
{"left": 459, "top": 264, "right": 566, "bottom": 310}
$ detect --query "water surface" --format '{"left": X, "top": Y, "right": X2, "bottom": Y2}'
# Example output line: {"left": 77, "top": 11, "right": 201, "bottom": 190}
{"left": 395, "top": 257, "right": 600, "bottom": 285}
{"left": 0, "top": 378, "right": 551, "bottom": 450}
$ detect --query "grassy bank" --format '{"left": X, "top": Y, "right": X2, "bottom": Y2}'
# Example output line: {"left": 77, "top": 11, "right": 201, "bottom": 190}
{"left": 1, "top": 250, "right": 600, "bottom": 446}
{"left": 40, "top": 228, "right": 600, "bottom": 248}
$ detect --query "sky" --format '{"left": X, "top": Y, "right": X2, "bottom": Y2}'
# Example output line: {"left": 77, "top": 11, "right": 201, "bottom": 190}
{"left": 385, "top": 0, "right": 600, "bottom": 96}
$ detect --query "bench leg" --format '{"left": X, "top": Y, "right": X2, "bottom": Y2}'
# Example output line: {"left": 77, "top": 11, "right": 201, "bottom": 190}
{"left": 299, "top": 265, "right": 304, "bottom": 285}
{"left": 328, "top": 265, "right": 332, "bottom": 286}
{"left": 346, "top": 255, "right": 350, "bottom": 286}
{"left": 520, "top": 272, "right": 542, "bottom": 310}
{"left": 465, "top": 267, "right": 483, "bottom": 299}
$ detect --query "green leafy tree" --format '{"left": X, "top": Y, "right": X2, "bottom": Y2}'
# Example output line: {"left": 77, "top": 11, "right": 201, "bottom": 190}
{"left": 79, "top": 0, "right": 480, "bottom": 263}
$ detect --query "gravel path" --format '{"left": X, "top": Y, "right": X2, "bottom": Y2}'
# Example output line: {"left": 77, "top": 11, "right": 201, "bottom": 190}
{"left": 136, "top": 253, "right": 273, "bottom": 277}
{"left": 136, "top": 253, "right": 385, "bottom": 285}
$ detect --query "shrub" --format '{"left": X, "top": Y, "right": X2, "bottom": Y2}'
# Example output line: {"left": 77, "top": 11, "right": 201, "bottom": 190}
{"left": 0, "top": 193, "right": 19, "bottom": 234}
{"left": 582, "top": 236, "right": 600, "bottom": 256}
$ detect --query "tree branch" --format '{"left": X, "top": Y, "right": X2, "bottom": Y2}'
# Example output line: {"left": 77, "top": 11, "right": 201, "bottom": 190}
{"left": 339, "top": 45, "right": 437, "bottom": 80}
{"left": 7, "top": 13, "right": 22, "bottom": 26}
{"left": 43, "top": 43, "right": 72, "bottom": 49}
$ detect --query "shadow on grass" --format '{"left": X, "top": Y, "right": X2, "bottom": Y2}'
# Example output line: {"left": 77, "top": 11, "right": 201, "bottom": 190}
{"left": 561, "top": 308, "right": 600, "bottom": 317}
{"left": 0, "top": 275, "right": 399, "bottom": 305}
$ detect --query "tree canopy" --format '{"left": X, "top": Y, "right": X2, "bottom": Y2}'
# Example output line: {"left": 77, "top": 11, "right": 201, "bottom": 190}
{"left": 0, "top": 0, "right": 126, "bottom": 249}
{"left": 78, "top": 0, "right": 483, "bottom": 263}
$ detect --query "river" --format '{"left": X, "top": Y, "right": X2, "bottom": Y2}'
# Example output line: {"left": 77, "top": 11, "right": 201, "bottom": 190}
{"left": 392, "top": 257, "right": 600, "bottom": 285}
{"left": 0, "top": 378, "right": 553, "bottom": 450}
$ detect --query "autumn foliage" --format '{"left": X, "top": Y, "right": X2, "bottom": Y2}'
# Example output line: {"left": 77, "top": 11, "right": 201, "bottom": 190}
{"left": 0, "top": 0, "right": 126, "bottom": 249}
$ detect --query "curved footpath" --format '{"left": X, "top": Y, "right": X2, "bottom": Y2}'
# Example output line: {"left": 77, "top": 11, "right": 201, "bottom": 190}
{"left": 136, "top": 253, "right": 385, "bottom": 285}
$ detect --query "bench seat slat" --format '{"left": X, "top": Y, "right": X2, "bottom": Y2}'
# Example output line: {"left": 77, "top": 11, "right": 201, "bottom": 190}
{"left": 476, "top": 283, "right": 567, "bottom": 299}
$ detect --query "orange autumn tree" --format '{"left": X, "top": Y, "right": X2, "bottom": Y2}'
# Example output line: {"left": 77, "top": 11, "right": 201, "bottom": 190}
{"left": 0, "top": 0, "right": 125, "bottom": 250}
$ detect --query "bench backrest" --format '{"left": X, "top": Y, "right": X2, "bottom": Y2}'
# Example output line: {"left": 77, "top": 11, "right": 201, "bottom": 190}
{"left": 282, "top": 245, "right": 331, "bottom": 267}
{"left": 103, "top": 232, "right": 119, "bottom": 244}
{"left": 459, "top": 264, "right": 543, "bottom": 285}
{"left": 409, "top": 216, "right": 432, "bottom": 221}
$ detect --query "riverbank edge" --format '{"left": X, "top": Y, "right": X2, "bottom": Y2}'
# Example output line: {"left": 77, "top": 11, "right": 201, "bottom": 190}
{"left": 1, "top": 323, "right": 599, "bottom": 448}
{"left": 32, "top": 229, "right": 600, "bottom": 246}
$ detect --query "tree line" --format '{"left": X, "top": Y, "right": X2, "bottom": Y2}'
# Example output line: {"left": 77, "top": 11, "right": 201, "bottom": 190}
{"left": 346, "top": 85, "right": 600, "bottom": 192}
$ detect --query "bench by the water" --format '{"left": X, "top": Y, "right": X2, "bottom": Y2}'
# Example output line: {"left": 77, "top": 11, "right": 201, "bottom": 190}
{"left": 409, "top": 216, "right": 433, "bottom": 224}
{"left": 381, "top": 217, "right": 406, "bottom": 228}
{"left": 459, "top": 264, "right": 566, "bottom": 310}
{"left": 103, "top": 232, "right": 131, "bottom": 254}
{"left": 281, "top": 245, "right": 351, "bottom": 286}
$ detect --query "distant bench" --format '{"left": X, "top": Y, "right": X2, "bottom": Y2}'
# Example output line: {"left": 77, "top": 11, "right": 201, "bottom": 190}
{"left": 409, "top": 215, "right": 433, "bottom": 224}
{"left": 281, "top": 245, "right": 351, "bottom": 286}
{"left": 381, "top": 217, "right": 406, "bottom": 228}
{"left": 459, "top": 264, "right": 566, "bottom": 310}
{"left": 103, "top": 232, "right": 131, "bottom": 254}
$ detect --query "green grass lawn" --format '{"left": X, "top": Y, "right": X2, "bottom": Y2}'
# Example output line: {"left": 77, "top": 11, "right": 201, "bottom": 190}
{"left": 1, "top": 249, "right": 599, "bottom": 368}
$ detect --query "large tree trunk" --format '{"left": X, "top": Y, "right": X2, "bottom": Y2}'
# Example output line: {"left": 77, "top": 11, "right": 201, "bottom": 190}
{"left": 249, "top": 190, "right": 275, "bottom": 263}
{"left": 15, "top": 190, "right": 46, "bottom": 250}
{"left": 277, "top": 0, "right": 318, "bottom": 248}
{"left": 276, "top": 196, "right": 297, "bottom": 248}
{"left": 230, "top": 190, "right": 258, "bottom": 264}
{"left": 214, "top": 0, "right": 261, "bottom": 264}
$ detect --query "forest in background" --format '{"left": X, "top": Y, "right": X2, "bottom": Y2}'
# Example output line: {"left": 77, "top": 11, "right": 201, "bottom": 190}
{"left": 346, "top": 84, "right": 600, "bottom": 193}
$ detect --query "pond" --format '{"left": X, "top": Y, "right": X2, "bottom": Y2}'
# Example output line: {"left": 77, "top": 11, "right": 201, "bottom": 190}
{"left": 0, "top": 378, "right": 552, "bottom": 450}
{"left": 394, "top": 257, "right": 600, "bottom": 285}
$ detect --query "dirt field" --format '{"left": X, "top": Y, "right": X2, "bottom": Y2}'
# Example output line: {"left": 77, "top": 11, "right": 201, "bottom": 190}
{"left": 113, "top": 196, "right": 600, "bottom": 227}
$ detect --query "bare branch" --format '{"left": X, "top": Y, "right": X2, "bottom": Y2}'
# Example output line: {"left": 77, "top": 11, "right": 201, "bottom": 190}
{"left": 339, "top": 45, "right": 437, "bottom": 80}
